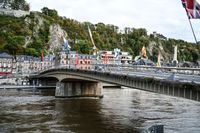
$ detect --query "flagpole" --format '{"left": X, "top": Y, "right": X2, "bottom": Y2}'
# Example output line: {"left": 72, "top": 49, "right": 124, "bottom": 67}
{"left": 184, "top": 7, "right": 198, "bottom": 43}
{"left": 187, "top": 17, "right": 198, "bottom": 43}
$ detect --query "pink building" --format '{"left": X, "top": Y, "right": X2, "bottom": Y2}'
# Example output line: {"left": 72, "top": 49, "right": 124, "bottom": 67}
{"left": 76, "top": 54, "right": 93, "bottom": 70}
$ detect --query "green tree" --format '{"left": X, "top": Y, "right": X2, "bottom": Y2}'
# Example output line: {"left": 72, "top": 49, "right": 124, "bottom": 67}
{"left": 25, "top": 48, "right": 38, "bottom": 56}
{"left": 0, "top": 0, "right": 10, "bottom": 8}
{"left": 75, "top": 40, "right": 90, "bottom": 54}
{"left": 41, "top": 7, "right": 58, "bottom": 18}
{"left": 4, "top": 35, "right": 24, "bottom": 54}
{"left": 191, "top": 51, "right": 199, "bottom": 62}
{"left": 0, "top": 0, "right": 30, "bottom": 11}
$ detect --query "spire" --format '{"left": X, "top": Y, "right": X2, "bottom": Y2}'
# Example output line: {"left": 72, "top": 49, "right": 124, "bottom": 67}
{"left": 157, "top": 51, "right": 161, "bottom": 67}
{"left": 88, "top": 25, "right": 98, "bottom": 55}
{"left": 172, "top": 45, "right": 178, "bottom": 66}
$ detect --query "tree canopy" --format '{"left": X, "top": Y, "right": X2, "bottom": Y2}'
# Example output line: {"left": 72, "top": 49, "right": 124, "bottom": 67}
{"left": 0, "top": 0, "right": 30, "bottom": 11}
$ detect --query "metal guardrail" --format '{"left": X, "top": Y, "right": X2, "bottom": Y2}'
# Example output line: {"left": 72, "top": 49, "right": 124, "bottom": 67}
{"left": 31, "top": 64, "right": 200, "bottom": 76}
{"left": 28, "top": 64, "right": 200, "bottom": 85}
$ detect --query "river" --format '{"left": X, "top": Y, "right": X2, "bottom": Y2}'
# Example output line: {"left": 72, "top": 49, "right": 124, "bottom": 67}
{"left": 0, "top": 88, "right": 199, "bottom": 133}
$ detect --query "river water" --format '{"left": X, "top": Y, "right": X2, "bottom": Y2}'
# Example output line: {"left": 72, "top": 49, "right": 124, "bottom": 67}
{"left": 0, "top": 88, "right": 199, "bottom": 133}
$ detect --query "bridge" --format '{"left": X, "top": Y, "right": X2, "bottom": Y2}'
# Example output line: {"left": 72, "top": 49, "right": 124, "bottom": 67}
{"left": 30, "top": 65, "right": 200, "bottom": 102}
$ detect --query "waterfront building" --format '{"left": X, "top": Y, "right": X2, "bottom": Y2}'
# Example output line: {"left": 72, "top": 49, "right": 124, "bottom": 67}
{"left": 60, "top": 51, "right": 68, "bottom": 66}
{"left": 29, "top": 57, "right": 40, "bottom": 73}
{"left": 0, "top": 52, "right": 16, "bottom": 75}
{"left": 16, "top": 55, "right": 55, "bottom": 75}
{"left": 43, "top": 55, "right": 55, "bottom": 70}
{"left": 120, "top": 51, "right": 132, "bottom": 64}
{"left": 31, "top": 55, "right": 55, "bottom": 72}
{"left": 0, "top": 52, "right": 55, "bottom": 85}
{"left": 98, "top": 51, "right": 115, "bottom": 64}
{"left": 0, "top": 49, "right": 132, "bottom": 76}
{"left": 16, "top": 55, "right": 33, "bottom": 75}
{"left": 97, "top": 49, "right": 132, "bottom": 65}
{"left": 76, "top": 54, "right": 94, "bottom": 70}
{"left": 59, "top": 50, "right": 95, "bottom": 70}
{"left": 59, "top": 51, "right": 77, "bottom": 68}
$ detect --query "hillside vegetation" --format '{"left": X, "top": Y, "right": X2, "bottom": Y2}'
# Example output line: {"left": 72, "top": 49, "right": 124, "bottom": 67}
{"left": 0, "top": 6, "right": 200, "bottom": 63}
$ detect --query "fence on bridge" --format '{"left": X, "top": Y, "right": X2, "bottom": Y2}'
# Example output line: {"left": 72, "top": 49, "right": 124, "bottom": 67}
{"left": 36, "top": 64, "right": 200, "bottom": 75}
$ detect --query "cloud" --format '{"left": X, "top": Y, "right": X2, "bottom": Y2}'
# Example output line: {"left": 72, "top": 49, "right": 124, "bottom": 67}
{"left": 26, "top": 0, "right": 200, "bottom": 42}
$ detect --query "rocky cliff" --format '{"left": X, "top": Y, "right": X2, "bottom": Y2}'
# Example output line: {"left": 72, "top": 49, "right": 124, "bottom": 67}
{"left": 49, "top": 24, "right": 67, "bottom": 54}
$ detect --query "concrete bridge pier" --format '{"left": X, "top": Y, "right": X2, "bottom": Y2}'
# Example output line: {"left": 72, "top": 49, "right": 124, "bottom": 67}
{"left": 55, "top": 81, "right": 103, "bottom": 98}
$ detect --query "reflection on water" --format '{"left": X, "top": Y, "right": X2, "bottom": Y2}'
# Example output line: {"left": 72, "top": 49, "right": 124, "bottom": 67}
{"left": 0, "top": 88, "right": 200, "bottom": 133}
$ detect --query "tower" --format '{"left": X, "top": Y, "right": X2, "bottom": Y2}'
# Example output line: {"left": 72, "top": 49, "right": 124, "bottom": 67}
{"left": 157, "top": 51, "right": 161, "bottom": 67}
{"left": 172, "top": 45, "right": 178, "bottom": 66}
{"left": 88, "top": 25, "right": 98, "bottom": 55}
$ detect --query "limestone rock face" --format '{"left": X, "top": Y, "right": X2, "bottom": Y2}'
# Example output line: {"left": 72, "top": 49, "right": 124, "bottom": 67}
{"left": 33, "top": 14, "right": 44, "bottom": 37}
{"left": 48, "top": 24, "right": 67, "bottom": 54}
{"left": 22, "top": 12, "right": 67, "bottom": 54}
{"left": 24, "top": 13, "right": 44, "bottom": 48}
{"left": 147, "top": 41, "right": 171, "bottom": 62}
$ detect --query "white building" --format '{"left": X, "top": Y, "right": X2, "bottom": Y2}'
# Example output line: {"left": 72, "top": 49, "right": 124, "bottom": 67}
{"left": 16, "top": 55, "right": 55, "bottom": 75}
{"left": 0, "top": 52, "right": 16, "bottom": 76}
{"left": 0, "top": 8, "right": 30, "bottom": 17}
{"left": 97, "top": 49, "right": 132, "bottom": 65}
{"left": 58, "top": 50, "right": 96, "bottom": 70}
{"left": 43, "top": 55, "right": 55, "bottom": 70}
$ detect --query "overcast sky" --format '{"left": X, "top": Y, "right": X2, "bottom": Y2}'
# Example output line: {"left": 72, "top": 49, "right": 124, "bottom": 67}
{"left": 26, "top": 0, "right": 200, "bottom": 43}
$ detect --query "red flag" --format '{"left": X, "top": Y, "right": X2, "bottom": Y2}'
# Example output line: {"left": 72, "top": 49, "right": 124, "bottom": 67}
{"left": 182, "top": 0, "right": 200, "bottom": 19}
{"left": 41, "top": 52, "right": 44, "bottom": 61}
{"left": 104, "top": 53, "right": 108, "bottom": 64}
{"left": 75, "top": 52, "right": 79, "bottom": 65}
{"left": 189, "top": 0, "right": 195, "bottom": 9}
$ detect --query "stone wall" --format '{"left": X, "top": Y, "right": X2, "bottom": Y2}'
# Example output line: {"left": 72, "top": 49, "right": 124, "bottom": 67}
{"left": 0, "top": 8, "right": 30, "bottom": 17}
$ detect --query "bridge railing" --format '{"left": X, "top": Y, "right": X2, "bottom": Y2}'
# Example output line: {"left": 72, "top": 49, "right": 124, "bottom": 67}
{"left": 29, "top": 64, "right": 200, "bottom": 85}
{"left": 32, "top": 64, "right": 200, "bottom": 76}
{"left": 92, "top": 64, "right": 200, "bottom": 75}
